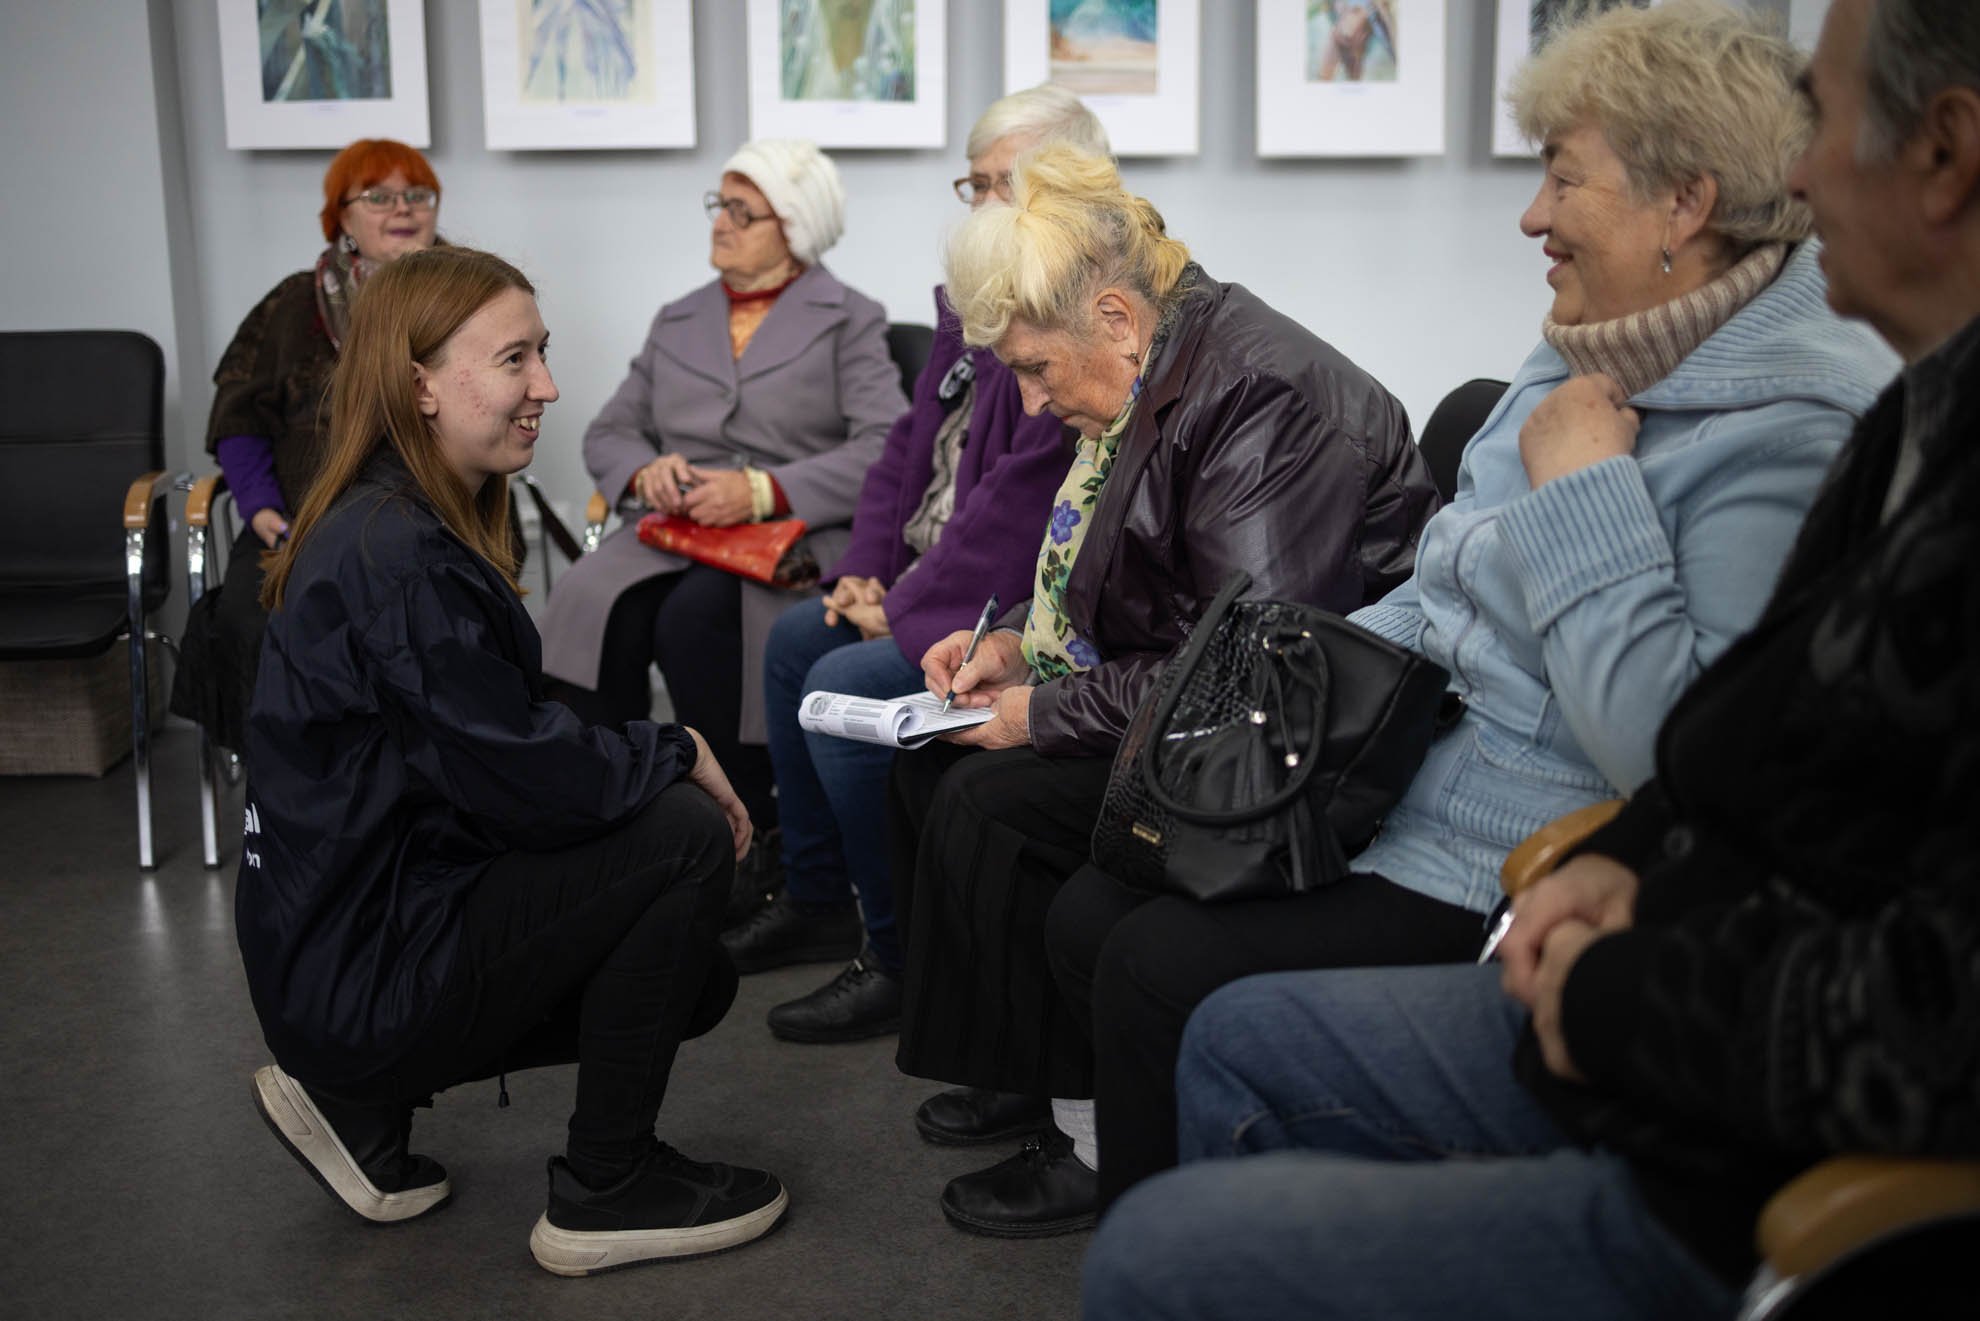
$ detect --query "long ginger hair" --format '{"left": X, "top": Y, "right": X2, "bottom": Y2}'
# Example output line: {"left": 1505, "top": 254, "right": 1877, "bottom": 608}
{"left": 261, "top": 246, "right": 532, "bottom": 609}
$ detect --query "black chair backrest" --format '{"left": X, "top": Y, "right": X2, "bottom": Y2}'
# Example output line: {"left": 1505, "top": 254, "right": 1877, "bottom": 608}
{"left": 886, "top": 322, "right": 935, "bottom": 401}
{"left": 1418, "top": 378, "right": 1509, "bottom": 504}
{"left": 0, "top": 331, "right": 166, "bottom": 593}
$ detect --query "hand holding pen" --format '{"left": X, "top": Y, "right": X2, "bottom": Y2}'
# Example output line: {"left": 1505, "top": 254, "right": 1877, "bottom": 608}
{"left": 941, "top": 594, "right": 1000, "bottom": 714}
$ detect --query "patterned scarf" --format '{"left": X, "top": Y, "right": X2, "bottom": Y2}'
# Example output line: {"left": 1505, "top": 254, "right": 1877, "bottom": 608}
{"left": 1021, "top": 389, "right": 1139, "bottom": 681}
{"left": 313, "top": 241, "right": 381, "bottom": 352}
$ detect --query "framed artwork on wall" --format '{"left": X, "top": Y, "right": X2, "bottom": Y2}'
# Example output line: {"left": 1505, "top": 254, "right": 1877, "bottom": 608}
{"left": 1493, "top": 0, "right": 1653, "bottom": 157}
{"left": 746, "top": 0, "right": 946, "bottom": 149}
{"left": 219, "top": 0, "right": 430, "bottom": 149}
{"left": 1004, "top": 0, "right": 1199, "bottom": 157}
{"left": 1256, "top": 1, "right": 1444, "bottom": 158}
{"left": 478, "top": 0, "right": 696, "bottom": 150}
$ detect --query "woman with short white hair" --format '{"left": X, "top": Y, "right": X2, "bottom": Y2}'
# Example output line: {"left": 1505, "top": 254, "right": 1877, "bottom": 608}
{"left": 730, "top": 87, "right": 1112, "bottom": 1045}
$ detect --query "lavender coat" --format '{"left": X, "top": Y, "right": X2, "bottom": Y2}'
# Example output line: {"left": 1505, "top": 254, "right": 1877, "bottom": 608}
{"left": 827, "top": 286, "right": 1076, "bottom": 668}
{"left": 539, "top": 265, "right": 906, "bottom": 741}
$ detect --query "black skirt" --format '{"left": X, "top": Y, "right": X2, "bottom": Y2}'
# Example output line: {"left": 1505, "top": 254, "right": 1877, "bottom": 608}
{"left": 889, "top": 742, "right": 1115, "bottom": 1098}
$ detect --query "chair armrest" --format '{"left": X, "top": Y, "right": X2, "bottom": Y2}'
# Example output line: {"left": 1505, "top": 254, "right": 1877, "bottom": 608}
{"left": 1758, "top": 1156, "right": 1980, "bottom": 1280}
{"left": 1499, "top": 799, "right": 1626, "bottom": 898}
{"left": 123, "top": 471, "right": 173, "bottom": 529}
{"left": 185, "top": 472, "right": 230, "bottom": 527}
{"left": 515, "top": 474, "right": 584, "bottom": 563}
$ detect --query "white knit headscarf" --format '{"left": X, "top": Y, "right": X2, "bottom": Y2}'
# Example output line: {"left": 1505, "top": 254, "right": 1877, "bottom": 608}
{"left": 720, "top": 139, "right": 846, "bottom": 265}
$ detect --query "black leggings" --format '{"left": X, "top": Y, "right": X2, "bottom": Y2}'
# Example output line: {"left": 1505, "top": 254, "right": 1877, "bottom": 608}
{"left": 550, "top": 566, "right": 776, "bottom": 829}
{"left": 349, "top": 784, "right": 736, "bottom": 1187}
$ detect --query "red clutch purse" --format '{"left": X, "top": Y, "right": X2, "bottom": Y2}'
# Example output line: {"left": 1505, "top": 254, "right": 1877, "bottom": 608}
{"left": 635, "top": 514, "right": 818, "bottom": 588}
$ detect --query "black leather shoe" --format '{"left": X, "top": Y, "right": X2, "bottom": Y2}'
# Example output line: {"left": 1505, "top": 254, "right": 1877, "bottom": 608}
{"left": 940, "top": 1130, "right": 1098, "bottom": 1238}
{"left": 720, "top": 895, "right": 862, "bottom": 973}
{"left": 766, "top": 952, "right": 902, "bottom": 1043}
{"left": 914, "top": 1086, "right": 1052, "bottom": 1146}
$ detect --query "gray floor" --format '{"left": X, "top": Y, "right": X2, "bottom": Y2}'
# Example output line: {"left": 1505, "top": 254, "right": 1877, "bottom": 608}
{"left": 0, "top": 724, "right": 1085, "bottom": 1320}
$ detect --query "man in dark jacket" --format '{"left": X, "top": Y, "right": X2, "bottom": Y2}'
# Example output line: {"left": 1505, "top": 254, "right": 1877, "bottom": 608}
{"left": 1080, "top": 1, "right": 1980, "bottom": 1316}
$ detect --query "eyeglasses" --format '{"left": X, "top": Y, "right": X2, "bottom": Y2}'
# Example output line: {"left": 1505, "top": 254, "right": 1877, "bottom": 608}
{"left": 342, "top": 186, "right": 439, "bottom": 211}
{"left": 703, "top": 192, "right": 776, "bottom": 228}
{"left": 952, "top": 173, "right": 1014, "bottom": 207}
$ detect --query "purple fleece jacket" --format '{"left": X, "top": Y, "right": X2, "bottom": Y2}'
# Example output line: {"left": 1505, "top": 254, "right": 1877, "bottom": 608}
{"left": 827, "top": 287, "right": 1073, "bottom": 669}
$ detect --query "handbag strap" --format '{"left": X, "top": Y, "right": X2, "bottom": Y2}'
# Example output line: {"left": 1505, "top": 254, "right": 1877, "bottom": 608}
{"left": 1140, "top": 574, "right": 1333, "bottom": 826}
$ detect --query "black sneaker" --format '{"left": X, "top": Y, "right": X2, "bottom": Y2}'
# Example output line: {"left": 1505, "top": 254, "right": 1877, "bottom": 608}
{"left": 720, "top": 895, "right": 862, "bottom": 973}
{"left": 251, "top": 1064, "right": 450, "bottom": 1224}
{"left": 766, "top": 951, "right": 903, "bottom": 1043}
{"left": 528, "top": 1144, "right": 789, "bottom": 1276}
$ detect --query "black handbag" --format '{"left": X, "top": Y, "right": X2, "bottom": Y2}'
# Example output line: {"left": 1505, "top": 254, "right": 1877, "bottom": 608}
{"left": 1091, "top": 571, "right": 1453, "bottom": 902}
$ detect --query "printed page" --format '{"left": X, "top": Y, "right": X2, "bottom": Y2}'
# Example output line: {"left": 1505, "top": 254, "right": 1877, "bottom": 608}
{"left": 798, "top": 689, "right": 993, "bottom": 749}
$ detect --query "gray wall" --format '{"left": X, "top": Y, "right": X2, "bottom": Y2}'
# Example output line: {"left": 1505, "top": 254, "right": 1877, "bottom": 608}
{"left": 5, "top": 0, "right": 1802, "bottom": 524}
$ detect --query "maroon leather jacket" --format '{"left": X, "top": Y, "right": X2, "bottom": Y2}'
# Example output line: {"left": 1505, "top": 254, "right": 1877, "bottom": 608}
{"left": 1018, "top": 268, "right": 1439, "bottom": 757}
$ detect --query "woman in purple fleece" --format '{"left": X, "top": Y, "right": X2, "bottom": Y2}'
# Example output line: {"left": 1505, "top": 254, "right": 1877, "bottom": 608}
{"left": 170, "top": 138, "right": 442, "bottom": 754}
{"left": 724, "top": 87, "right": 1108, "bottom": 1044}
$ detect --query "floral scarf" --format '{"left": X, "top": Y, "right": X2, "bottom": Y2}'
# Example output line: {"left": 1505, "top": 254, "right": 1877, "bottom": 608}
{"left": 1020, "top": 388, "right": 1139, "bottom": 681}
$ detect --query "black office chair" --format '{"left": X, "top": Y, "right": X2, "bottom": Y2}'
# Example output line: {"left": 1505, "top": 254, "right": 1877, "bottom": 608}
{"left": 0, "top": 330, "right": 174, "bottom": 868}
{"left": 885, "top": 321, "right": 935, "bottom": 401}
{"left": 1417, "top": 378, "right": 1509, "bottom": 503}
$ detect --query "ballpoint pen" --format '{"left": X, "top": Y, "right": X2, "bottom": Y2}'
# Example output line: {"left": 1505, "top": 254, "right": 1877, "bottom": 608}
{"left": 1476, "top": 896, "right": 1515, "bottom": 964}
{"left": 941, "top": 593, "right": 1000, "bottom": 715}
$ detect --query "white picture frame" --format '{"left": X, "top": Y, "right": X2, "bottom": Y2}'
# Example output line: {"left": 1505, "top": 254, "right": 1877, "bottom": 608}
{"left": 1004, "top": 0, "right": 1200, "bottom": 158}
{"left": 746, "top": 0, "right": 946, "bottom": 149}
{"left": 1256, "top": 1, "right": 1444, "bottom": 158}
{"left": 219, "top": 0, "right": 430, "bottom": 150}
{"left": 1496, "top": 2, "right": 1704, "bottom": 157}
{"left": 478, "top": 0, "right": 696, "bottom": 150}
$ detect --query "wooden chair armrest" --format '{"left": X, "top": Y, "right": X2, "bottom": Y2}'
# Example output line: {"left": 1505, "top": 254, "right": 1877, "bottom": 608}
{"left": 1499, "top": 799, "right": 1626, "bottom": 898}
{"left": 1758, "top": 1156, "right": 1980, "bottom": 1280}
{"left": 185, "top": 472, "right": 230, "bottom": 527}
{"left": 123, "top": 470, "right": 173, "bottom": 529}
{"left": 585, "top": 490, "right": 609, "bottom": 527}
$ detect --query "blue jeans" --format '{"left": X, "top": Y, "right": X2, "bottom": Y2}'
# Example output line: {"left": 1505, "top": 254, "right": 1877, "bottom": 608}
{"left": 1081, "top": 964, "right": 1736, "bottom": 1321}
{"left": 762, "top": 598, "right": 923, "bottom": 973}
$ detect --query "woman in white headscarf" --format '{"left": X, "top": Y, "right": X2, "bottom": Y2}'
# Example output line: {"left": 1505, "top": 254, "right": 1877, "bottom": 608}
{"left": 539, "top": 139, "right": 907, "bottom": 852}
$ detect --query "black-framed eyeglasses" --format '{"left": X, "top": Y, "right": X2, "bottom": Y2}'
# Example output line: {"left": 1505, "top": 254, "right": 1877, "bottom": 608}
{"left": 952, "top": 173, "right": 1014, "bottom": 207}
{"left": 703, "top": 192, "right": 776, "bottom": 228}
{"left": 342, "top": 186, "right": 439, "bottom": 211}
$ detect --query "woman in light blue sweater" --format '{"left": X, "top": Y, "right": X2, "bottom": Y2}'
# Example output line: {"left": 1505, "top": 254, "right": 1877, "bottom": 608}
{"left": 958, "top": 0, "right": 1905, "bottom": 1235}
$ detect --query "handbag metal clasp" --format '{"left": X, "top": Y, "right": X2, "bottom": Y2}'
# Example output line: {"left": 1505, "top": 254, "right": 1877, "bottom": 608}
{"left": 1131, "top": 822, "right": 1163, "bottom": 846}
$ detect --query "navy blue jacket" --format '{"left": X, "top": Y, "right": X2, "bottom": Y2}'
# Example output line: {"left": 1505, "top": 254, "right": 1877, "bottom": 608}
{"left": 236, "top": 452, "right": 695, "bottom": 1086}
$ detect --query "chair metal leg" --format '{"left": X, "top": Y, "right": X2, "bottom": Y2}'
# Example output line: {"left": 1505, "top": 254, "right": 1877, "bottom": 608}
{"left": 127, "top": 526, "right": 154, "bottom": 870}
{"left": 185, "top": 517, "right": 223, "bottom": 868}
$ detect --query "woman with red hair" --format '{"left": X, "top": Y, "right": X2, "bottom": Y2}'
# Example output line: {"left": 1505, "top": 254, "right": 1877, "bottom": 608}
{"left": 171, "top": 138, "right": 444, "bottom": 756}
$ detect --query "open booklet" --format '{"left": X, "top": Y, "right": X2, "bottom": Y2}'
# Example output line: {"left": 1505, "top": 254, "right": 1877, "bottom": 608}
{"left": 798, "top": 689, "right": 993, "bottom": 749}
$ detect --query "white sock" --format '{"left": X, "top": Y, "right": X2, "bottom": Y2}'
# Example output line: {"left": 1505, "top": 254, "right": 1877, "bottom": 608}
{"left": 1052, "top": 1097, "right": 1099, "bottom": 1171}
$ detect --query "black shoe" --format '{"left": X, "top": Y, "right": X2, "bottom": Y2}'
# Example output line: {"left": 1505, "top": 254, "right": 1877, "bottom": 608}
{"left": 914, "top": 1086, "right": 1053, "bottom": 1147}
{"left": 529, "top": 1144, "right": 788, "bottom": 1276}
{"left": 766, "top": 951, "right": 903, "bottom": 1043}
{"left": 251, "top": 1064, "right": 450, "bottom": 1224}
{"left": 720, "top": 895, "right": 862, "bottom": 974}
{"left": 723, "top": 828, "right": 785, "bottom": 928}
{"left": 939, "top": 1129, "right": 1098, "bottom": 1238}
